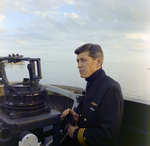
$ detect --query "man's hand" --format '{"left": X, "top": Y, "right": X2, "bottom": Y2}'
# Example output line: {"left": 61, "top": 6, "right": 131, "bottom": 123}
{"left": 68, "top": 125, "right": 79, "bottom": 138}
{"left": 61, "top": 108, "right": 79, "bottom": 123}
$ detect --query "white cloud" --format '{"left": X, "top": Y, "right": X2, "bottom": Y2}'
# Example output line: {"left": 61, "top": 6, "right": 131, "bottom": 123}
{"left": 0, "top": 14, "right": 5, "bottom": 31}
{"left": 63, "top": 12, "right": 79, "bottom": 19}
{"left": 0, "top": 0, "right": 74, "bottom": 14}
{"left": 0, "top": 0, "right": 150, "bottom": 65}
{"left": 74, "top": 0, "right": 150, "bottom": 32}
{"left": 0, "top": 14, "right": 5, "bottom": 22}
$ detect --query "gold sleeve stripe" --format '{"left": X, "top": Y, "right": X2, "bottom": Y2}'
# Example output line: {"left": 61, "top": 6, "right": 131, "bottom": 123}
{"left": 77, "top": 128, "right": 87, "bottom": 146}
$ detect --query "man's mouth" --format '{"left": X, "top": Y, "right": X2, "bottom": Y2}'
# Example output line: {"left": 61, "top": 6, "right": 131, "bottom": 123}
{"left": 79, "top": 70, "right": 84, "bottom": 73}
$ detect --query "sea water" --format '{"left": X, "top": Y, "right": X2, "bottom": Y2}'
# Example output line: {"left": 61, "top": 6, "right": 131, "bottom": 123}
{"left": 4, "top": 61, "right": 150, "bottom": 102}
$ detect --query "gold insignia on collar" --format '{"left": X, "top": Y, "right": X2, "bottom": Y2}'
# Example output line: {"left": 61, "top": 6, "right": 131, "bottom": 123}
{"left": 91, "top": 102, "right": 97, "bottom": 106}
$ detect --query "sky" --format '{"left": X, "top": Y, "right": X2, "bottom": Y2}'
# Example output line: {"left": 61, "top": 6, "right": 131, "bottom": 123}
{"left": 0, "top": 0, "right": 150, "bottom": 65}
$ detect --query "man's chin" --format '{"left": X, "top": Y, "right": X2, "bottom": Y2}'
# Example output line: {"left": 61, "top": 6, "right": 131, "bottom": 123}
{"left": 80, "top": 74, "right": 86, "bottom": 78}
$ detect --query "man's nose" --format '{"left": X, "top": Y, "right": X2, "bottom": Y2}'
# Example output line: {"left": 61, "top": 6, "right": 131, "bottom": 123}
{"left": 78, "top": 61, "right": 82, "bottom": 68}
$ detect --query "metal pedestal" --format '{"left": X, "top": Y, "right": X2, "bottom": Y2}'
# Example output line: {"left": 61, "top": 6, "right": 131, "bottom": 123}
{"left": 0, "top": 109, "right": 61, "bottom": 146}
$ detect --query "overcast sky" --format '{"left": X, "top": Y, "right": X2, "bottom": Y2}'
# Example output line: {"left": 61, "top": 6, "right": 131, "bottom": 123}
{"left": 0, "top": 0, "right": 150, "bottom": 65}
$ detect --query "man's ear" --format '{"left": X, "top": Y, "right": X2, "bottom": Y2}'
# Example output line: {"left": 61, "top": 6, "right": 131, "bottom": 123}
{"left": 97, "top": 58, "right": 103, "bottom": 68}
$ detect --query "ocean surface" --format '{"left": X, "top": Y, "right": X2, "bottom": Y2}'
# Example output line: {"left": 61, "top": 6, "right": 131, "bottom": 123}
{"left": 4, "top": 61, "right": 150, "bottom": 103}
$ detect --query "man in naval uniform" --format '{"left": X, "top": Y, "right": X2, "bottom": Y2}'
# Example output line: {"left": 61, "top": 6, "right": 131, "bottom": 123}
{"left": 61, "top": 43, "right": 124, "bottom": 146}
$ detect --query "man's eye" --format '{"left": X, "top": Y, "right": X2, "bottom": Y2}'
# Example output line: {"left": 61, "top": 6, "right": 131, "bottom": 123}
{"left": 81, "top": 59, "right": 86, "bottom": 62}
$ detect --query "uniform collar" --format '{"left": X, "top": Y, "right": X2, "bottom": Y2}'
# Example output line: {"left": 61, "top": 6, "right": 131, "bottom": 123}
{"left": 85, "top": 67, "right": 103, "bottom": 91}
{"left": 85, "top": 67, "right": 103, "bottom": 82}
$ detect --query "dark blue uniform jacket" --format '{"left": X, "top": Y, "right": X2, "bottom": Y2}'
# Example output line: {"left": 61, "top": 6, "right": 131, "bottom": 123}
{"left": 73, "top": 68, "right": 124, "bottom": 146}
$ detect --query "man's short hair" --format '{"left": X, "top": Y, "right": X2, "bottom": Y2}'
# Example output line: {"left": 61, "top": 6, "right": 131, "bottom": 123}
{"left": 74, "top": 43, "right": 104, "bottom": 62}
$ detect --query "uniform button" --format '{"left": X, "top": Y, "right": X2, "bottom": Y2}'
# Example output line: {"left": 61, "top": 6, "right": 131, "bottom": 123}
{"left": 84, "top": 118, "right": 87, "bottom": 122}
{"left": 84, "top": 137, "right": 86, "bottom": 141}
{"left": 80, "top": 114, "right": 82, "bottom": 117}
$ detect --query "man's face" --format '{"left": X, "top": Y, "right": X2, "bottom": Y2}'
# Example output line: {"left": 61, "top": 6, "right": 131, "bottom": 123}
{"left": 76, "top": 51, "right": 101, "bottom": 78}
